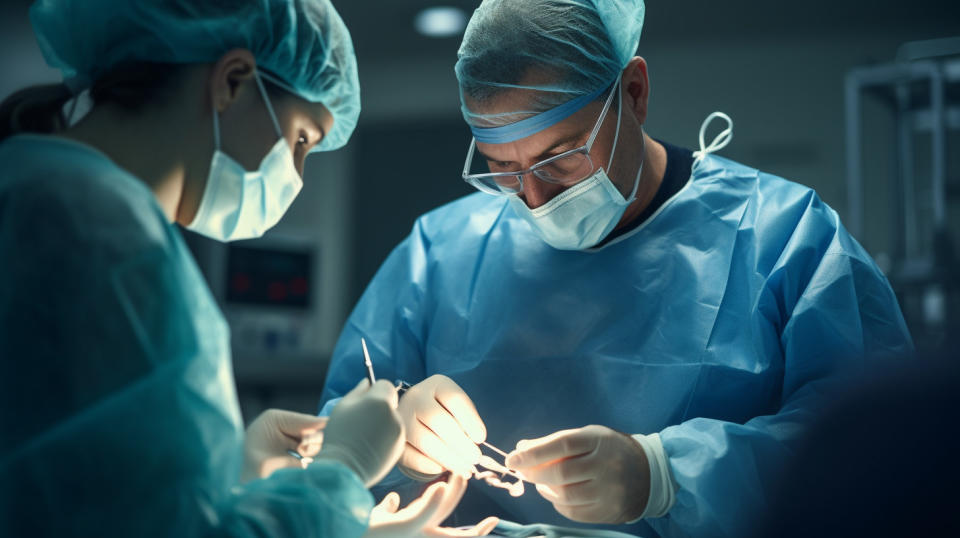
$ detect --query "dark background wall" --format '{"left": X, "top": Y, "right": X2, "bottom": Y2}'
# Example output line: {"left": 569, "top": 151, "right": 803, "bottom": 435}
{"left": 351, "top": 119, "right": 474, "bottom": 301}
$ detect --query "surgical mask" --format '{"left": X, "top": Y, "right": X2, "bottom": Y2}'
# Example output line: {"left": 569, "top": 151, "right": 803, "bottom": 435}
{"left": 187, "top": 72, "right": 302, "bottom": 242}
{"left": 508, "top": 87, "right": 643, "bottom": 251}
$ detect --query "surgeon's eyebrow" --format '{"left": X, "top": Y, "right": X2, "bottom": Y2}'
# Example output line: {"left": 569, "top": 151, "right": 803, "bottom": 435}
{"left": 315, "top": 120, "right": 327, "bottom": 145}
{"left": 537, "top": 130, "right": 589, "bottom": 159}
{"left": 476, "top": 130, "right": 589, "bottom": 165}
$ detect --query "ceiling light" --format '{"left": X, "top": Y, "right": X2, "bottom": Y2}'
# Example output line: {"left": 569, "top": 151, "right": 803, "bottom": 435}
{"left": 414, "top": 6, "right": 467, "bottom": 38}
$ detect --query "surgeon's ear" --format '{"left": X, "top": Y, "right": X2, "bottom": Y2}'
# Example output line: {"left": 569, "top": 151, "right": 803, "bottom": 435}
{"left": 209, "top": 48, "right": 257, "bottom": 114}
{"left": 622, "top": 57, "right": 650, "bottom": 125}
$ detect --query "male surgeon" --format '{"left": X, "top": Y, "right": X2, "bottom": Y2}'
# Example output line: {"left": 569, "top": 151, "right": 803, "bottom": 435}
{"left": 320, "top": 1, "right": 913, "bottom": 535}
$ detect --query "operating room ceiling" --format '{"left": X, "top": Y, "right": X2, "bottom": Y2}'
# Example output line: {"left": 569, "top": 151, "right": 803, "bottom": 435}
{"left": 334, "top": 0, "right": 959, "bottom": 61}
{"left": 3, "top": 0, "right": 957, "bottom": 65}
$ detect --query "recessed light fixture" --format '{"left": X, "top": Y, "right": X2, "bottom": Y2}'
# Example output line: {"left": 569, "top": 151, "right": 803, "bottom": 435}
{"left": 414, "top": 6, "right": 467, "bottom": 38}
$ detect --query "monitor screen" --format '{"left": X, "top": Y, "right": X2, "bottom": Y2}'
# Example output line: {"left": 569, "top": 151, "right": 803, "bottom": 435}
{"left": 226, "top": 245, "right": 314, "bottom": 309}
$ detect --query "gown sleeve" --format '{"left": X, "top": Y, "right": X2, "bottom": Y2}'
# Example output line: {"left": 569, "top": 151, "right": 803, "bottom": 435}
{"left": 652, "top": 188, "right": 913, "bottom": 537}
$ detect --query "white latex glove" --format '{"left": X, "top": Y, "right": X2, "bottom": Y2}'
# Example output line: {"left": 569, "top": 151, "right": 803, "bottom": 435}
{"left": 398, "top": 375, "right": 486, "bottom": 479}
{"left": 505, "top": 425, "right": 651, "bottom": 524}
{"left": 315, "top": 379, "right": 405, "bottom": 487}
{"left": 242, "top": 409, "right": 328, "bottom": 482}
{"left": 363, "top": 473, "right": 500, "bottom": 537}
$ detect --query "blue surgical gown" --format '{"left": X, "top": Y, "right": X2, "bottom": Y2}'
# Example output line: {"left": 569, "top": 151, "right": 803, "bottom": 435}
{"left": 0, "top": 135, "right": 373, "bottom": 537}
{"left": 320, "top": 153, "right": 913, "bottom": 537}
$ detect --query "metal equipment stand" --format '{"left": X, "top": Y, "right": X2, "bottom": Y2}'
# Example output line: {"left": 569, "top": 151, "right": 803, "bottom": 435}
{"left": 845, "top": 37, "right": 960, "bottom": 355}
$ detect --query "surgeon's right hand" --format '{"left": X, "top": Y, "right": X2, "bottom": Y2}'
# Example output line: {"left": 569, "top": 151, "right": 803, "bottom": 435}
{"left": 397, "top": 375, "right": 487, "bottom": 479}
{"left": 315, "top": 379, "right": 405, "bottom": 487}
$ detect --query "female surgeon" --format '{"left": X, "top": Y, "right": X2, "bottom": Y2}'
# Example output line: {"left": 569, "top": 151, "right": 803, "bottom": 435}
{"left": 0, "top": 1, "right": 496, "bottom": 536}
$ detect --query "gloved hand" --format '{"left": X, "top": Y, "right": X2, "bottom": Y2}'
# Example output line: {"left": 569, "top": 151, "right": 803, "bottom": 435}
{"left": 505, "top": 425, "right": 651, "bottom": 524}
{"left": 242, "top": 409, "right": 328, "bottom": 482}
{"left": 315, "top": 379, "right": 405, "bottom": 487}
{"left": 397, "top": 375, "right": 487, "bottom": 479}
{"left": 363, "top": 473, "right": 500, "bottom": 537}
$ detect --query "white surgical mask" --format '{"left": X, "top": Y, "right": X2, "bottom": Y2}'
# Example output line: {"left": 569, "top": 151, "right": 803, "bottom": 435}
{"left": 509, "top": 96, "right": 644, "bottom": 251}
{"left": 187, "top": 72, "right": 303, "bottom": 242}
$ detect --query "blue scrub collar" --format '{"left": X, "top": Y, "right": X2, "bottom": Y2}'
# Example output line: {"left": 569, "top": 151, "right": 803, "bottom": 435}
{"left": 469, "top": 80, "right": 614, "bottom": 144}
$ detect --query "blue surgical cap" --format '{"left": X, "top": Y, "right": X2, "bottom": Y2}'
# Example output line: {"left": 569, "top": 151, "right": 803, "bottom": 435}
{"left": 455, "top": 0, "right": 645, "bottom": 143}
{"left": 29, "top": 0, "right": 360, "bottom": 152}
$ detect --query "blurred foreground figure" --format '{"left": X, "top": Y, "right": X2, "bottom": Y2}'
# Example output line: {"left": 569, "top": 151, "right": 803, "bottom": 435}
{"left": 758, "top": 350, "right": 960, "bottom": 538}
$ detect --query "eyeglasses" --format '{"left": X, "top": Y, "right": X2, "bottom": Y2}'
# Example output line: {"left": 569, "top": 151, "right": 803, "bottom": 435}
{"left": 461, "top": 80, "right": 620, "bottom": 196}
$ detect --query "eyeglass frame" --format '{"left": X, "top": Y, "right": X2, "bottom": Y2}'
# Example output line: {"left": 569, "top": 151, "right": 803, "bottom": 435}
{"left": 461, "top": 77, "right": 621, "bottom": 196}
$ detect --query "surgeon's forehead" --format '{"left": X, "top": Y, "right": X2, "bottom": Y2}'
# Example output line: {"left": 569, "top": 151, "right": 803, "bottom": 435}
{"left": 285, "top": 96, "right": 334, "bottom": 137}
{"left": 462, "top": 67, "right": 562, "bottom": 122}
{"left": 473, "top": 96, "right": 602, "bottom": 161}
{"left": 466, "top": 67, "right": 605, "bottom": 157}
{"left": 306, "top": 101, "right": 334, "bottom": 133}
{"left": 462, "top": 89, "right": 542, "bottom": 128}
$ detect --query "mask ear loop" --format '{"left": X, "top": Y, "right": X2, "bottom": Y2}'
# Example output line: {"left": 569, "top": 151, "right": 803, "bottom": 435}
{"left": 693, "top": 112, "right": 733, "bottom": 161}
{"left": 253, "top": 71, "right": 284, "bottom": 139}
{"left": 606, "top": 81, "right": 623, "bottom": 175}
{"left": 212, "top": 72, "right": 284, "bottom": 152}
{"left": 212, "top": 101, "right": 222, "bottom": 152}
{"left": 608, "top": 80, "right": 643, "bottom": 204}
{"left": 624, "top": 126, "right": 645, "bottom": 203}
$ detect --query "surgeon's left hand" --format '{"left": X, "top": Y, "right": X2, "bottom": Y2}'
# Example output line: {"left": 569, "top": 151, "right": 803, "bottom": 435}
{"left": 242, "top": 409, "right": 328, "bottom": 482}
{"left": 363, "top": 473, "right": 500, "bottom": 537}
{"left": 505, "top": 425, "right": 651, "bottom": 524}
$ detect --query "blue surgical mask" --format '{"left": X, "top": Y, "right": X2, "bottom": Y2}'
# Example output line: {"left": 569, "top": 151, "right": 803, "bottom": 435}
{"left": 508, "top": 94, "right": 644, "bottom": 251}
{"left": 187, "top": 72, "right": 303, "bottom": 242}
